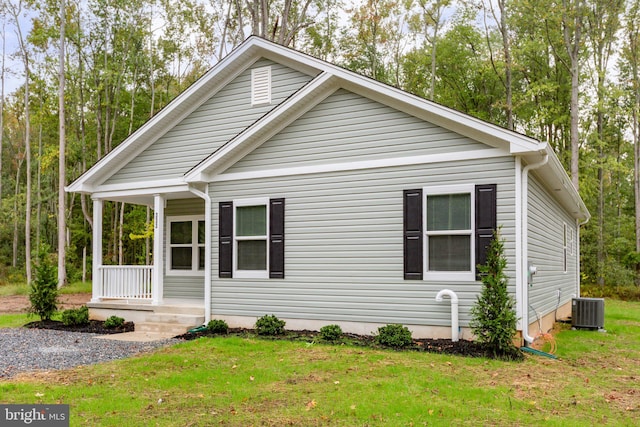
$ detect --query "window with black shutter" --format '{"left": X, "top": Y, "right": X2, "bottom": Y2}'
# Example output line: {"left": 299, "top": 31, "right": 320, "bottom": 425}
{"left": 403, "top": 184, "right": 497, "bottom": 282}
{"left": 218, "top": 198, "right": 285, "bottom": 279}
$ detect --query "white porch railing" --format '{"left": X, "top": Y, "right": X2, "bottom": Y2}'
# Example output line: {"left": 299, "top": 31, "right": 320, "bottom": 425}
{"left": 97, "top": 266, "right": 153, "bottom": 300}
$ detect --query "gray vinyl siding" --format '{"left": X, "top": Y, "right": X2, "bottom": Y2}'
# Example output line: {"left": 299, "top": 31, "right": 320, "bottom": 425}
{"left": 527, "top": 175, "right": 578, "bottom": 323}
{"left": 226, "top": 89, "right": 492, "bottom": 173}
{"left": 105, "top": 59, "right": 315, "bottom": 184}
{"left": 210, "top": 156, "right": 516, "bottom": 328}
{"left": 163, "top": 199, "right": 205, "bottom": 300}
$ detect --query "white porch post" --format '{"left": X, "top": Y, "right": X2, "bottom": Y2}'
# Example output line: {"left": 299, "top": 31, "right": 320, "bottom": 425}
{"left": 91, "top": 198, "right": 103, "bottom": 303}
{"left": 152, "top": 194, "right": 165, "bottom": 305}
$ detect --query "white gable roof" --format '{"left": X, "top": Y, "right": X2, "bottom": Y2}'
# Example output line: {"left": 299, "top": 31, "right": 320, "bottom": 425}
{"left": 67, "top": 36, "right": 588, "bottom": 220}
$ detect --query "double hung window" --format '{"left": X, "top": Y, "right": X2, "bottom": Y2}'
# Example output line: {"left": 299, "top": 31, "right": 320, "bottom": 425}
{"left": 426, "top": 190, "right": 472, "bottom": 274}
{"left": 235, "top": 200, "right": 268, "bottom": 276}
{"left": 424, "top": 186, "right": 474, "bottom": 281}
{"left": 168, "top": 216, "right": 205, "bottom": 275}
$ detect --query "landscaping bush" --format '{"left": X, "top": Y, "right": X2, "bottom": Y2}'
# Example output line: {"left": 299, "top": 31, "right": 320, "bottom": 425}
{"left": 375, "top": 324, "right": 413, "bottom": 348}
{"left": 255, "top": 314, "right": 286, "bottom": 336}
{"left": 319, "top": 324, "right": 343, "bottom": 342}
{"left": 104, "top": 315, "right": 125, "bottom": 329}
{"left": 61, "top": 306, "right": 90, "bottom": 326}
{"left": 470, "top": 229, "right": 522, "bottom": 360}
{"left": 28, "top": 249, "right": 59, "bottom": 321}
{"left": 206, "top": 319, "right": 229, "bottom": 334}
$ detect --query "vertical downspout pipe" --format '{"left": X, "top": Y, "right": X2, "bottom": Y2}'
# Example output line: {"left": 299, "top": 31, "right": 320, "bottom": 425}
{"left": 576, "top": 217, "right": 590, "bottom": 297}
{"left": 435, "top": 289, "right": 459, "bottom": 342}
{"left": 189, "top": 185, "right": 212, "bottom": 324}
{"left": 521, "top": 152, "right": 548, "bottom": 344}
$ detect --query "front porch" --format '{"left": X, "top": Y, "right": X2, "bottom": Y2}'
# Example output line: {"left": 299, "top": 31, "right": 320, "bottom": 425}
{"left": 89, "top": 191, "right": 210, "bottom": 335}
{"left": 89, "top": 263, "right": 205, "bottom": 334}
{"left": 88, "top": 295, "right": 205, "bottom": 335}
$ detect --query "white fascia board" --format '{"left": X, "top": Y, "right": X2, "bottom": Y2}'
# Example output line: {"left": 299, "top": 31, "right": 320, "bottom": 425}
{"left": 213, "top": 148, "right": 509, "bottom": 182}
{"left": 522, "top": 146, "right": 590, "bottom": 221}
{"left": 340, "top": 79, "right": 542, "bottom": 154}
{"left": 67, "top": 41, "right": 266, "bottom": 193}
{"left": 244, "top": 38, "right": 544, "bottom": 155}
{"left": 544, "top": 146, "right": 590, "bottom": 221}
{"left": 184, "top": 71, "right": 337, "bottom": 183}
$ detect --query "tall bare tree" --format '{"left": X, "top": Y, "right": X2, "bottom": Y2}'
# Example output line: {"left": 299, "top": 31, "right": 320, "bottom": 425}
{"left": 58, "top": 0, "right": 67, "bottom": 287}
{"left": 562, "top": 0, "right": 585, "bottom": 191}
{"left": 0, "top": 16, "right": 5, "bottom": 209}
{"left": 7, "top": 0, "right": 32, "bottom": 283}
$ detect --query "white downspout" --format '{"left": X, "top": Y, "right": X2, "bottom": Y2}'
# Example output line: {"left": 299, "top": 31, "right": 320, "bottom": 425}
{"left": 521, "top": 152, "right": 548, "bottom": 344}
{"left": 189, "top": 185, "right": 212, "bottom": 324}
{"left": 576, "top": 217, "right": 590, "bottom": 297}
{"left": 435, "top": 289, "right": 459, "bottom": 342}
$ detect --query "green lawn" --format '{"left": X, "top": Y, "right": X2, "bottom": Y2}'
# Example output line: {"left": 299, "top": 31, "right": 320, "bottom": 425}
{"left": 0, "top": 280, "right": 92, "bottom": 296}
{"left": 1, "top": 300, "right": 638, "bottom": 426}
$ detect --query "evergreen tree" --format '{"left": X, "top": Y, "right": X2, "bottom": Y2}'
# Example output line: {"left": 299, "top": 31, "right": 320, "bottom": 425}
{"left": 470, "top": 229, "right": 522, "bottom": 360}
{"left": 28, "top": 248, "right": 59, "bottom": 321}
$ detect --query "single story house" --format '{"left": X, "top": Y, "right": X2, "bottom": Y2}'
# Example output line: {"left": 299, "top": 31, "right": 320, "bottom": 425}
{"left": 66, "top": 36, "right": 590, "bottom": 343}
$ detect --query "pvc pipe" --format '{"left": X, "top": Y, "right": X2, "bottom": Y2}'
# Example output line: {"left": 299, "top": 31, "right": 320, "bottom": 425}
{"left": 435, "top": 289, "right": 459, "bottom": 342}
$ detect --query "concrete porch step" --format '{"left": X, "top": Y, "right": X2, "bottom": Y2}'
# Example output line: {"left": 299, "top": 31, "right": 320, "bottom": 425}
{"left": 135, "top": 321, "right": 197, "bottom": 335}
{"left": 146, "top": 312, "right": 205, "bottom": 325}
{"left": 153, "top": 305, "right": 205, "bottom": 316}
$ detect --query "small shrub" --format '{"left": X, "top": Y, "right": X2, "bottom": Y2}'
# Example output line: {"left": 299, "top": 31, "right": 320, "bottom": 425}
{"left": 376, "top": 324, "right": 413, "bottom": 348}
{"left": 28, "top": 249, "right": 59, "bottom": 321}
{"left": 61, "top": 306, "right": 89, "bottom": 326}
{"left": 255, "top": 314, "right": 286, "bottom": 336}
{"left": 207, "top": 319, "right": 229, "bottom": 334}
{"left": 319, "top": 324, "right": 343, "bottom": 342}
{"left": 104, "top": 315, "right": 125, "bottom": 329}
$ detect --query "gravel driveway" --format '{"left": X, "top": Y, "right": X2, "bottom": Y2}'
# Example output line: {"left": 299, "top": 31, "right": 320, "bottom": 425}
{"left": 0, "top": 328, "right": 179, "bottom": 379}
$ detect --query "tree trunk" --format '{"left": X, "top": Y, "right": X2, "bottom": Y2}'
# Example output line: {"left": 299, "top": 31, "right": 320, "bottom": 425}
{"left": 58, "top": 0, "right": 67, "bottom": 287}
{"left": 562, "top": 0, "right": 583, "bottom": 191}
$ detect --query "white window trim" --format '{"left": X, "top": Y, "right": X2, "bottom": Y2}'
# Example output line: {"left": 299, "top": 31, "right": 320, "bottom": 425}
{"left": 166, "top": 215, "right": 205, "bottom": 276}
{"left": 563, "top": 222, "right": 572, "bottom": 273}
{"left": 423, "top": 184, "right": 476, "bottom": 282}
{"left": 233, "top": 197, "right": 269, "bottom": 279}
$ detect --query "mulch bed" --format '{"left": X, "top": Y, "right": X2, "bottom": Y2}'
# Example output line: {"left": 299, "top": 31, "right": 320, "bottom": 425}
{"left": 24, "top": 322, "right": 511, "bottom": 359}
{"left": 24, "top": 320, "right": 135, "bottom": 334}
{"left": 178, "top": 328, "right": 491, "bottom": 358}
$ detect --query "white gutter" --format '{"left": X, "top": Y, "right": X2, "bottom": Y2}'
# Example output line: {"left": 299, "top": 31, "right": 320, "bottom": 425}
{"left": 521, "top": 153, "right": 548, "bottom": 344}
{"left": 435, "top": 289, "right": 459, "bottom": 342}
{"left": 188, "top": 185, "right": 212, "bottom": 325}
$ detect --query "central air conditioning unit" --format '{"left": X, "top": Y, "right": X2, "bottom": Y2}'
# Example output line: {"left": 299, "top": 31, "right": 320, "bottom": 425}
{"left": 571, "top": 297, "right": 605, "bottom": 329}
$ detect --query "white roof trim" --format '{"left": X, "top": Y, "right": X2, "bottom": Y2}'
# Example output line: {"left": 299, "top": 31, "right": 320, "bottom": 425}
{"left": 212, "top": 148, "right": 509, "bottom": 182}
{"left": 66, "top": 40, "right": 271, "bottom": 193}
{"left": 184, "top": 71, "right": 338, "bottom": 182}
{"left": 67, "top": 36, "right": 588, "bottom": 221}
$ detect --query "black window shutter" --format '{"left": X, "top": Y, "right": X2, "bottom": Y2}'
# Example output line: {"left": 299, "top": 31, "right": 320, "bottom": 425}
{"left": 475, "top": 184, "right": 497, "bottom": 280}
{"left": 269, "top": 198, "right": 285, "bottom": 279}
{"left": 219, "top": 201, "right": 233, "bottom": 278}
{"left": 403, "top": 189, "right": 423, "bottom": 280}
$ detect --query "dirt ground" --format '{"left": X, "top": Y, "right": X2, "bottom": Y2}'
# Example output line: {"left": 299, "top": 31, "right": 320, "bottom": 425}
{"left": 0, "top": 293, "right": 91, "bottom": 314}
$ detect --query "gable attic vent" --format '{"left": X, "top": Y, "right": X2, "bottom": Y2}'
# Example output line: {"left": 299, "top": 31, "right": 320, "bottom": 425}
{"left": 251, "top": 66, "right": 272, "bottom": 106}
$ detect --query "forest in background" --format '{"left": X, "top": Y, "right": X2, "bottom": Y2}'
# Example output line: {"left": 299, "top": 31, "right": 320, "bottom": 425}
{"left": 0, "top": 0, "right": 639, "bottom": 289}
